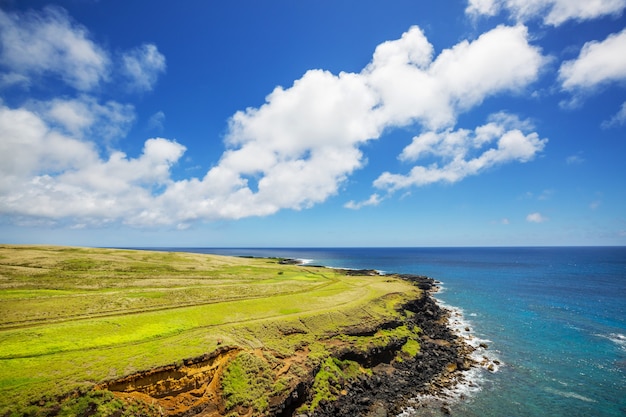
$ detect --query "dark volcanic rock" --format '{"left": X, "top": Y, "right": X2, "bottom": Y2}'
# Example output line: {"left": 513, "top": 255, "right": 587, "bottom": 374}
{"left": 306, "top": 274, "right": 474, "bottom": 417}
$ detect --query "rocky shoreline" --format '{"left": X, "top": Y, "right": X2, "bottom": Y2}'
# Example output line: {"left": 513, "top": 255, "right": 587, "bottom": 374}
{"left": 298, "top": 273, "right": 479, "bottom": 417}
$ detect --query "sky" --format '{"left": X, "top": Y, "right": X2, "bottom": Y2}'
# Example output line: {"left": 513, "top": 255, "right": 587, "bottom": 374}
{"left": 0, "top": 0, "right": 625, "bottom": 247}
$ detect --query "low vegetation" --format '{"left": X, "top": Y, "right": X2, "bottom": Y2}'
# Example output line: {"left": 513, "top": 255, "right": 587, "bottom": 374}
{"left": 0, "top": 245, "right": 423, "bottom": 416}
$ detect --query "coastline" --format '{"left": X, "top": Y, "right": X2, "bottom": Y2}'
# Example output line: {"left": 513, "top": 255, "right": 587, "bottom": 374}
{"left": 305, "top": 272, "right": 486, "bottom": 417}
{"left": 396, "top": 287, "right": 502, "bottom": 416}
{"left": 91, "top": 270, "right": 480, "bottom": 417}
{"left": 202, "top": 256, "right": 495, "bottom": 416}
{"left": 0, "top": 247, "right": 490, "bottom": 416}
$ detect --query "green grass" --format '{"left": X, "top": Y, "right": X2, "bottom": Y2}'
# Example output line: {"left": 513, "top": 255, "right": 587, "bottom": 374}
{"left": 306, "top": 357, "right": 368, "bottom": 412}
{"left": 221, "top": 352, "right": 273, "bottom": 413}
{"left": 0, "top": 244, "right": 423, "bottom": 415}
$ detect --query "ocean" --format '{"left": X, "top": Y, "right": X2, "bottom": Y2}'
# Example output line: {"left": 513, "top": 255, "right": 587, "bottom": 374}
{"left": 158, "top": 247, "right": 626, "bottom": 417}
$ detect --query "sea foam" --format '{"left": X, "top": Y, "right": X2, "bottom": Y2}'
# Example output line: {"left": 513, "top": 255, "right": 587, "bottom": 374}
{"left": 397, "top": 296, "right": 502, "bottom": 416}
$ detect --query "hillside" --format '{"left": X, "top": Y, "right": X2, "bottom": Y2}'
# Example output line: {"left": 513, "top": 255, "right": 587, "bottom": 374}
{"left": 0, "top": 245, "right": 470, "bottom": 416}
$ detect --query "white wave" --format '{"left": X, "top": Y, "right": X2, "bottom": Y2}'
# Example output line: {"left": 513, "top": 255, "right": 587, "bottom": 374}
{"left": 435, "top": 299, "right": 503, "bottom": 373}
{"left": 608, "top": 333, "right": 626, "bottom": 351}
{"left": 397, "top": 367, "right": 485, "bottom": 416}
{"left": 595, "top": 332, "right": 626, "bottom": 352}
{"left": 297, "top": 258, "right": 314, "bottom": 265}
{"left": 397, "top": 296, "right": 502, "bottom": 416}
{"left": 544, "top": 387, "right": 597, "bottom": 403}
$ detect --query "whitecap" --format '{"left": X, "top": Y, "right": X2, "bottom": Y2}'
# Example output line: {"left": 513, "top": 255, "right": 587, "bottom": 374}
{"left": 434, "top": 299, "right": 502, "bottom": 372}
{"left": 544, "top": 387, "right": 597, "bottom": 403}
{"left": 594, "top": 332, "right": 626, "bottom": 352}
{"left": 397, "top": 297, "right": 503, "bottom": 416}
{"left": 608, "top": 333, "right": 626, "bottom": 351}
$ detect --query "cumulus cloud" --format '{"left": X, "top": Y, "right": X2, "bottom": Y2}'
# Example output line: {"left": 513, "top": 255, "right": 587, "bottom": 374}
{"left": 31, "top": 96, "right": 135, "bottom": 142}
{"left": 122, "top": 44, "right": 166, "bottom": 92}
{"left": 526, "top": 212, "right": 548, "bottom": 223}
{"left": 559, "top": 28, "right": 626, "bottom": 91}
{"left": 344, "top": 194, "right": 383, "bottom": 210}
{"left": 374, "top": 113, "right": 547, "bottom": 192}
{"left": 365, "top": 25, "right": 545, "bottom": 130}
{"left": 0, "top": 103, "right": 185, "bottom": 223}
{"left": 0, "top": 12, "right": 548, "bottom": 226}
{"left": 0, "top": 6, "right": 109, "bottom": 91}
{"left": 0, "top": 7, "right": 166, "bottom": 95}
{"left": 466, "top": 0, "right": 626, "bottom": 26}
{"left": 558, "top": 28, "right": 626, "bottom": 111}
{"left": 201, "top": 25, "right": 544, "bottom": 218}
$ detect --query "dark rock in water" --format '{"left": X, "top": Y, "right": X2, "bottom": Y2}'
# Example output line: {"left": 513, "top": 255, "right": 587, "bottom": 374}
{"left": 341, "top": 269, "right": 381, "bottom": 276}
{"left": 279, "top": 258, "right": 303, "bottom": 265}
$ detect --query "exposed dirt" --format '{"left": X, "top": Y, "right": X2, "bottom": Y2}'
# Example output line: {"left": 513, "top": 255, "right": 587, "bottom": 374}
{"left": 98, "top": 346, "right": 240, "bottom": 416}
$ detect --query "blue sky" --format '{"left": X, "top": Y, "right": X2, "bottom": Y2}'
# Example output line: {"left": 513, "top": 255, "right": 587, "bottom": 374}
{"left": 1, "top": 0, "right": 625, "bottom": 247}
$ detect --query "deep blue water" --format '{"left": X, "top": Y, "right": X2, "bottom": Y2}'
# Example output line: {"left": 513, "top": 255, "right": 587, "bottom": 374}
{"left": 153, "top": 247, "right": 626, "bottom": 416}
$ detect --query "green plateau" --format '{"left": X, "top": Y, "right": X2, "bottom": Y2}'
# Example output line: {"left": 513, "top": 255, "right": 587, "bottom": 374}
{"left": 0, "top": 245, "right": 426, "bottom": 416}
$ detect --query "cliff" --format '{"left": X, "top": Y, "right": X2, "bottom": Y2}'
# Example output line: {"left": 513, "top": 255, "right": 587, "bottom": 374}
{"left": 58, "top": 276, "right": 475, "bottom": 417}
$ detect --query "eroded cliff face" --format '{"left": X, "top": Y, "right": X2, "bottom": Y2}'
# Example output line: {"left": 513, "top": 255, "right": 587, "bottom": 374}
{"left": 91, "top": 275, "right": 476, "bottom": 417}
{"left": 98, "top": 347, "right": 241, "bottom": 416}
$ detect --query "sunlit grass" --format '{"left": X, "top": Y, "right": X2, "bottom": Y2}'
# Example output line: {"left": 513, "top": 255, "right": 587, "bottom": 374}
{"left": 0, "top": 244, "right": 422, "bottom": 414}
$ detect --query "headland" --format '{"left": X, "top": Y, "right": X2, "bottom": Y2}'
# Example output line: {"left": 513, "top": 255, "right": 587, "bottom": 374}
{"left": 0, "top": 245, "right": 484, "bottom": 416}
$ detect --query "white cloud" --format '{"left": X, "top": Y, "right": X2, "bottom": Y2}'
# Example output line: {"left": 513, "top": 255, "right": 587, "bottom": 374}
{"left": 0, "top": 7, "right": 166, "bottom": 95}
{"left": 0, "top": 72, "right": 30, "bottom": 88}
{"left": 526, "top": 212, "right": 548, "bottom": 223}
{"left": 0, "top": 103, "right": 185, "bottom": 223}
{"left": 566, "top": 154, "right": 585, "bottom": 164}
{"left": 365, "top": 25, "right": 545, "bottom": 130}
{"left": 374, "top": 114, "right": 547, "bottom": 192}
{"left": 466, "top": 0, "right": 626, "bottom": 26}
{"left": 466, "top": 0, "right": 499, "bottom": 17}
{"left": 344, "top": 194, "right": 383, "bottom": 210}
{"left": 0, "top": 104, "right": 118, "bottom": 182}
{"left": 0, "top": 6, "right": 110, "bottom": 91}
{"left": 559, "top": 28, "right": 626, "bottom": 91}
{"left": 602, "top": 101, "right": 626, "bottom": 128}
{"left": 32, "top": 96, "right": 135, "bottom": 141}
{"left": 0, "top": 20, "right": 548, "bottom": 226}
{"left": 121, "top": 44, "right": 166, "bottom": 92}
{"left": 148, "top": 111, "right": 166, "bottom": 131}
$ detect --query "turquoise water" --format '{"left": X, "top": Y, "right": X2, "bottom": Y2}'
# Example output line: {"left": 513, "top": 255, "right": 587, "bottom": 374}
{"left": 162, "top": 247, "right": 626, "bottom": 416}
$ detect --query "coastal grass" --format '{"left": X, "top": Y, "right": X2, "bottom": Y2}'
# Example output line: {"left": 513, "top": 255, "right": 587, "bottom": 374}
{"left": 221, "top": 352, "right": 274, "bottom": 414}
{"left": 305, "top": 356, "right": 370, "bottom": 412}
{"left": 0, "top": 245, "right": 422, "bottom": 415}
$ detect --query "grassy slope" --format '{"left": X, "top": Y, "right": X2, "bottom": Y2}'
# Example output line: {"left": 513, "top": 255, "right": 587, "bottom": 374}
{"left": 0, "top": 245, "right": 421, "bottom": 415}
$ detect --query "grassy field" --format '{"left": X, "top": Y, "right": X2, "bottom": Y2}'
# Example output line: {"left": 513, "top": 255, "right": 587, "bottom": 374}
{"left": 0, "top": 245, "right": 422, "bottom": 416}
